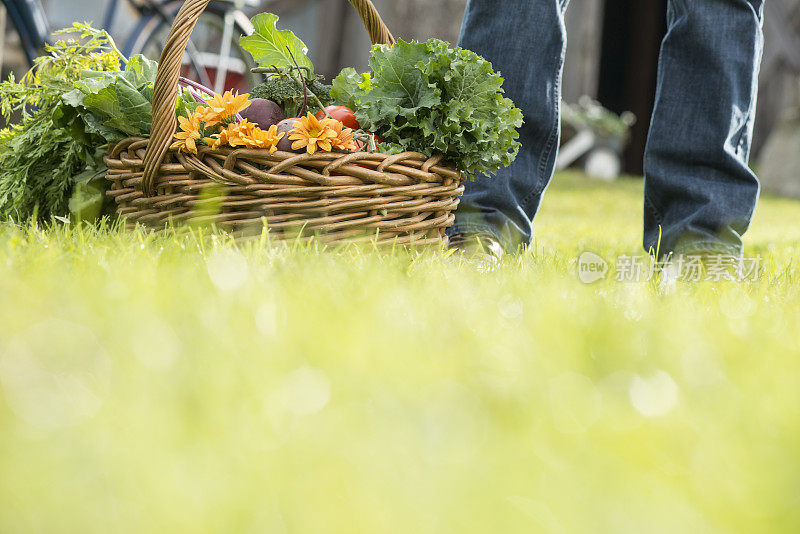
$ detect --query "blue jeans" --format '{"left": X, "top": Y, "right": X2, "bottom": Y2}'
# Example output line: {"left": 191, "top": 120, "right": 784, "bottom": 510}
{"left": 450, "top": 0, "right": 764, "bottom": 258}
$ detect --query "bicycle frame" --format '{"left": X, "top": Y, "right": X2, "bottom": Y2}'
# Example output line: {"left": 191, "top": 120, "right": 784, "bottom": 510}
{"left": 102, "top": 0, "right": 174, "bottom": 36}
{"left": 104, "top": 0, "right": 259, "bottom": 32}
{"left": 2, "top": 0, "right": 262, "bottom": 92}
{"left": 102, "top": 0, "right": 121, "bottom": 32}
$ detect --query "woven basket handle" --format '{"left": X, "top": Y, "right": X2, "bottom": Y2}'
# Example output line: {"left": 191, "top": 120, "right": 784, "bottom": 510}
{"left": 347, "top": 0, "right": 395, "bottom": 47}
{"left": 141, "top": 0, "right": 395, "bottom": 195}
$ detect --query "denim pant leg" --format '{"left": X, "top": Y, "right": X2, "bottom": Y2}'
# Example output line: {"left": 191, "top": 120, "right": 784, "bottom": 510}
{"left": 449, "top": 0, "right": 569, "bottom": 253}
{"left": 643, "top": 0, "right": 764, "bottom": 258}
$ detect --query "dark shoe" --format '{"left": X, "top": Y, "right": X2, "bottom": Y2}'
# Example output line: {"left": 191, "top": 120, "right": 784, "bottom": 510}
{"left": 448, "top": 233, "right": 505, "bottom": 263}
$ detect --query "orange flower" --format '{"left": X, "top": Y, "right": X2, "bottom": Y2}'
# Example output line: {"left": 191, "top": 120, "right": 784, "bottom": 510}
{"left": 207, "top": 120, "right": 251, "bottom": 149}
{"left": 289, "top": 113, "right": 338, "bottom": 154}
{"left": 194, "top": 105, "right": 222, "bottom": 128}
{"left": 245, "top": 124, "right": 284, "bottom": 153}
{"left": 205, "top": 127, "right": 228, "bottom": 150}
{"left": 205, "top": 90, "right": 251, "bottom": 121}
{"left": 206, "top": 120, "right": 285, "bottom": 153}
{"left": 171, "top": 112, "right": 203, "bottom": 154}
{"left": 322, "top": 118, "right": 358, "bottom": 151}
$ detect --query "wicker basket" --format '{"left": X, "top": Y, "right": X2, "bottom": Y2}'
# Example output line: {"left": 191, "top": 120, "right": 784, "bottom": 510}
{"left": 104, "top": 0, "right": 465, "bottom": 245}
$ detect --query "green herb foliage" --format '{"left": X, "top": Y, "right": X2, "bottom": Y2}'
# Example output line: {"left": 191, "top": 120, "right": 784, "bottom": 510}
{"left": 0, "top": 119, "right": 88, "bottom": 219}
{"left": 0, "top": 23, "right": 124, "bottom": 221}
{"left": 0, "top": 24, "right": 123, "bottom": 118}
{"left": 332, "top": 39, "right": 523, "bottom": 180}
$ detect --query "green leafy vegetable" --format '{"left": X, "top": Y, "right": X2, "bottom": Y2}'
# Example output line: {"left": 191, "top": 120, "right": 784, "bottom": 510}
{"left": 0, "top": 118, "right": 89, "bottom": 220}
{"left": 0, "top": 23, "right": 126, "bottom": 221}
{"left": 332, "top": 39, "right": 523, "bottom": 180}
{"left": 240, "top": 13, "right": 314, "bottom": 74}
{"left": 65, "top": 54, "right": 158, "bottom": 139}
{"left": 330, "top": 69, "right": 372, "bottom": 110}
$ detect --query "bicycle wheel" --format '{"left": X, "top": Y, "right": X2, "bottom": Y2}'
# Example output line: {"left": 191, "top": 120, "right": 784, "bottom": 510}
{"left": 124, "top": 0, "right": 261, "bottom": 94}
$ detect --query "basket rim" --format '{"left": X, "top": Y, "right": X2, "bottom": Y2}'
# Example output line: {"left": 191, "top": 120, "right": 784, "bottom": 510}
{"left": 110, "top": 136, "right": 463, "bottom": 190}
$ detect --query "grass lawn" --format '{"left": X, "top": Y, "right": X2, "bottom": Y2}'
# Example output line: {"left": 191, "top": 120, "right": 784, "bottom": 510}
{"left": 1, "top": 172, "right": 799, "bottom": 533}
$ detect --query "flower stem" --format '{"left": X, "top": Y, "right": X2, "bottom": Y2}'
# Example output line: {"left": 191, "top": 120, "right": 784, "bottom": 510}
{"left": 178, "top": 78, "right": 243, "bottom": 122}
{"left": 179, "top": 77, "right": 214, "bottom": 98}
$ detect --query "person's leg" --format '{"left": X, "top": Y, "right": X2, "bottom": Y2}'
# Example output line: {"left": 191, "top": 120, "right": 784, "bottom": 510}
{"left": 449, "top": 0, "right": 570, "bottom": 253}
{"left": 643, "top": 0, "right": 764, "bottom": 259}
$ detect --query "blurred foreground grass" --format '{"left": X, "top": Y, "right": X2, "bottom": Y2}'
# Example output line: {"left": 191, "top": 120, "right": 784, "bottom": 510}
{"left": 1, "top": 172, "right": 800, "bottom": 533}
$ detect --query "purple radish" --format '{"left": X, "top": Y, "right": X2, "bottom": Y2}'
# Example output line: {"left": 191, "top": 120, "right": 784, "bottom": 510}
{"left": 275, "top": 117, "right": 302, "bottom": 152}
{"left": 240, "top": 99, "right": 285, "bottom": 129}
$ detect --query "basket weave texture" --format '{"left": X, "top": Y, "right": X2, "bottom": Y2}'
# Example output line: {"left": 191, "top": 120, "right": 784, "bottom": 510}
{"left": 104, "top": 0, "right": 465, "bottom": 245}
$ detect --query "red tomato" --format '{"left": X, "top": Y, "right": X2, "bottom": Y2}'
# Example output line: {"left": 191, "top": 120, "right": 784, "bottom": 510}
{"left": 315, "top": 106, "right": 360, "bottom": 129}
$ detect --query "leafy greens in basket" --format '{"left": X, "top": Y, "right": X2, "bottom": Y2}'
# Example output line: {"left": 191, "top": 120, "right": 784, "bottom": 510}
{"left": 61, "top": 54, "right": 159, "bottom": 143}
{"left": 0, "top": 24, "right": 126, "bottom": 221}
{"left": 331, "top": 38, "right": 524, "bottom": 180}
{"left": 0, "top": 22, "right": 192, "bottom": 222}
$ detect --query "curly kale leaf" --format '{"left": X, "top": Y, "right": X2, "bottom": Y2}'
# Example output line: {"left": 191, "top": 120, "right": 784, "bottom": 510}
{"left": 332, "top": 39, "right": 523, "bottom": 180}
{"left": 331, "top": 68, "right": 372, "bottom": 111}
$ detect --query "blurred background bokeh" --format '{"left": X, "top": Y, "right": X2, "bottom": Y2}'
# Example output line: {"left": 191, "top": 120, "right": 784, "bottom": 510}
{"left": 2, "top": 0, "right": 799, "bottom": 188}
